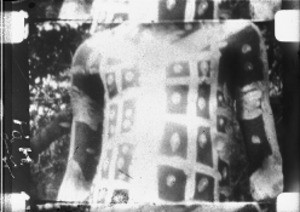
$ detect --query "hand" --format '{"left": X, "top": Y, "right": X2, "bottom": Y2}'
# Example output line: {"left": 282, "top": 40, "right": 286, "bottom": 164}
{"left": 250, "top": 155, "right": 283, "bottom": 200}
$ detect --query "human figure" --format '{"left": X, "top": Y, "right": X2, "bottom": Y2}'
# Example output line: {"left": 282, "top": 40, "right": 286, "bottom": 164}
{"left": 57, "top": 0, "right": 283, "bottom": 205}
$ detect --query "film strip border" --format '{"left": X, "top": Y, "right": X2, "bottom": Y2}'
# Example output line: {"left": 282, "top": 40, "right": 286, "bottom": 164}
{"left": 3, "top": 193, "right": 299, "bottom": 212}
{"left": 24, "top": 199, "right": 283, "bottom": 212}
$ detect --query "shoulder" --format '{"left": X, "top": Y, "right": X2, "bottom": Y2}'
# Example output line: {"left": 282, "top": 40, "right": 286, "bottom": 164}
{"left": 72, "top": 24, "right": 141, "bottom": 71}
{"left": 224, "top": 22, "right": 262, "bottom": 51}
{"left": 219, "top": 22, "right": 266, "bottom": 87}
{"left": 72, "top": 41, "right": 94, "bottom": 68}
{"left": 72, "top": 31, "right": 111, "bottom": 73}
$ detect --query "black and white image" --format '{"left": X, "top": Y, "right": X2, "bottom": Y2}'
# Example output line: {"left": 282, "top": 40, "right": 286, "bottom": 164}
{"left": 2, "top": 0, "right": 299, "bottom": 211}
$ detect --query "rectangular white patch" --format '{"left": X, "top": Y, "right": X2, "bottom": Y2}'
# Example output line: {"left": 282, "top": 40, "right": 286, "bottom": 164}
{"left": 275, "top": 10, "right": 300, "bottom": 42}
{"left": 277, "top": 192, "right": 300, "bottom": 212}
{"left": 2, "top": 11, "right": 28, "bottom": 44}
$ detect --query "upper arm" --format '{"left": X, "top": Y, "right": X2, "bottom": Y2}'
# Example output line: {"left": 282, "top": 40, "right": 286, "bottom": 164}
{"left": 69, "top": 38, "right": 106, "bottom": 133}
{"left": 219, "top": 24, "right": 277, "bottom": 172}
{"left": 219, "top": 24, "right": 266, "bottom": 95}
{"left": 219, "top": 24, "right": 269, "bottom": 117}
{"left": 71, "top": 41, "right": 105, "bottom": 106}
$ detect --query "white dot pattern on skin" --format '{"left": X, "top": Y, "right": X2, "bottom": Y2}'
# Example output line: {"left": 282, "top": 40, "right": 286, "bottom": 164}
{"left": 166, "top": 0, "right": 176, "bottom": 10}
{"left": 197, "top": 177, "right": 209, "bottom": 193}
{"left": 216, "top": 138, "right": 225, "bottom": 151}
{"left": 242, "top": 44, "right": 252, "bottom": 54}
{"left": 245, "top": 62, "right": 253, "bottom": 71}
{"left": 170, "top": 132, "right": 181, "bottom": 152}
{"left": 125, "top": 71, "right": 134, "bottom": 82}
{"left": 86, "top": 148, "right": 95, "bottom": 154}
{"left": 173, "top": 64, "right": 183, "bottom": 74}
{"left": 107, "top": 74, "right": 114, "bottom": 85}
{"left": 218, "top": 95, "right": 223, "bottom": 102}
{"left": 200, "top": 61, "right": 209, "bottom": 73}
{"left": 198, "top": 97, "right": 206, "bottom": 110}
{"left": 219, "top": 118, "right": 224, "bottom": 126}
{"left": 251, "top": 135, "right": 261, "bottom": 144}
{"left": 197, "top": 1, "right": 209, "bottom": 15}
{"left": 166, "top": 175, "right": 176, "bottom": 187}
{"left": 198, "top": 133, "right": 207, "bottom": 148}
{"left": 171, "top": 92, "right": 182, "bottom": 105}
{"left": 222, "top": 167, "right": 228, "bottom": 179}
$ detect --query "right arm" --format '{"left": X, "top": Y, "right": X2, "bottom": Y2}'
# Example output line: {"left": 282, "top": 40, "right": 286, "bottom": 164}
{"left": 57, "top": 41, "right": 105, "bottom": 201}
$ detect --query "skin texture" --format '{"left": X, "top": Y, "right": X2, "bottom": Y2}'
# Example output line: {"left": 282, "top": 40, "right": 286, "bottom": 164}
{"left": 58, "top": 43, "right": 105, "bottom": 201}
{"left": 58, "top": 22, "right": 283, "bottom": 202}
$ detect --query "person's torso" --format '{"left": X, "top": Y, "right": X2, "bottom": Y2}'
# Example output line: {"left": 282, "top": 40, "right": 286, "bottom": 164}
{"left": 89, "top": 21, "right": 253, "bottom": 204}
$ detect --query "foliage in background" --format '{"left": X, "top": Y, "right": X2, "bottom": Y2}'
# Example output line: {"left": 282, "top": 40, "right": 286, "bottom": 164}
{"left": 28, "top": 22, "right": 90, "bottom": 82}
{"left": 29, "top": 22, "right": 90, "bottom": 200}
{"left": 25, "top": 0, "right": 92, "bottom": 19}
{"left": 29, "top": 21, "right": 284, "bottom": 200}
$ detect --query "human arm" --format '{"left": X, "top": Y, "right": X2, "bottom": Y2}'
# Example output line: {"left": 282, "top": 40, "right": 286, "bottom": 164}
{"left": 57, "top": 41, "right": 105, "bottom": 201}
{"left": 219, "top": 23, "right": 283, "bottom": 200}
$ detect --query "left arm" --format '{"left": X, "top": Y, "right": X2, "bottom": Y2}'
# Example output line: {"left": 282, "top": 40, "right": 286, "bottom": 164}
{"left": 221, "top": 23, "right": 283, "bottom": 200}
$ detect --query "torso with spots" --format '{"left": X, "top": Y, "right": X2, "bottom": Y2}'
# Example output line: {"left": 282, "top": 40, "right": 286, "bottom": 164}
{"left": 88, "top": 21, "right": 265, "bottom": 204}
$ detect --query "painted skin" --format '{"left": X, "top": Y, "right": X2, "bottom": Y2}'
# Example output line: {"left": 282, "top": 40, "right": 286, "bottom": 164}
{"left": 57, "top": 21, "right": 283, "bottom": 204}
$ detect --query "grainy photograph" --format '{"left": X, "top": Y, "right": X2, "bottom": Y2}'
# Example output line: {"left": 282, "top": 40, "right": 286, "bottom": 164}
{"left": 2, "top": 0, "right": 300, "bottom": 211}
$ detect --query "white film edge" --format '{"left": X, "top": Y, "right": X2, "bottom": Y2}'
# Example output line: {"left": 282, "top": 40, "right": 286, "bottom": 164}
{"left": 277, "top": 192, "right": 300, "bottom": 212}
{"left": 2, "top": 10, "right": 300, "bottom": 43}
{"left": 275, "top": 10, "right": 300, "bottom": 42}
{"left": 2, "top": 11, "right": 28, "bottom": 44}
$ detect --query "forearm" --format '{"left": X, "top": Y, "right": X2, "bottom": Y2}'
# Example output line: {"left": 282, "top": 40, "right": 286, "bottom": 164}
{"left": 237, "top": 82, "right": 275, "bottom": 174}
{"left": 237, "top": 81, "right": 283, "bottom": 200}
{"left": 70, "top": 120, "right": 102, "bottom": 182}
{"left": 221, "top": 23, "right": 283, "bottom": 200}
{"left": 68, "top": 79, "right": 104, "bottom": 183}
{"left": 58, "top": 39, "right": 105, "bottom": 201}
